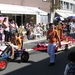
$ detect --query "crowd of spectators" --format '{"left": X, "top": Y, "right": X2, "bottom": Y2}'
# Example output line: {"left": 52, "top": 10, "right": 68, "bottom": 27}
{"left": 0, "top": 18, "right": 49, "bottom": 44}
{"left": 18, "top": 22, "right": 48, "bottom": 41}
{"left": 0, "top": 17, "right": 75, "bottom": 44}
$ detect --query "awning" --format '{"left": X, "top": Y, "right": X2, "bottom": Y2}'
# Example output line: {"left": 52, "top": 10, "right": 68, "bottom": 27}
{"left": 56, "top": 12, "right": 68, "bottom": 18}
{"left": 0, "top": 4, "right": 37, "bottom": 14}
{"left": 66, "top": 13, "right": 75, "bottom": 16}
{"left": 25, "top": 6, "right": 48, "bottom": 15}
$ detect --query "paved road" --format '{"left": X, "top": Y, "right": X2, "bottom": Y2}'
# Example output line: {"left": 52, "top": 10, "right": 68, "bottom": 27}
{"left": 1, "top": 47, "right": 75, "bottom": 75}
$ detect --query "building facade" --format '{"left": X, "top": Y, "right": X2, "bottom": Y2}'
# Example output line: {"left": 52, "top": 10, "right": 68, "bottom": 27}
{"left": 0, "top": 0, "right": 75, "bottom": 24}
{"left": 0, "top": 0, "right": 51, "bottom": 25}
{"left": 49, "top": 0, "right": 75, "bottom": 23}
{"left": 55, "top": 0, "right": 75, "bottom": 18}
{"left": 0, "top": 0, "right": 50, "bottom": 12}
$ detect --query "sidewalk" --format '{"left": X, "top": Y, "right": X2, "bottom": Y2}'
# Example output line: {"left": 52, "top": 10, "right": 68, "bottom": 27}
{"left": 23, "top": 36, "right": 46, "bottom": 44}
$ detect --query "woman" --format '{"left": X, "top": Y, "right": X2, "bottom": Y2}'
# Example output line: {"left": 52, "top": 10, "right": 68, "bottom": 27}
{"left": 2, "top": 17, "right": 10, "bottom": 42}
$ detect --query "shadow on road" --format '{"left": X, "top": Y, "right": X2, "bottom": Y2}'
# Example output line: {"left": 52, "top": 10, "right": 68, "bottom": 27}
{"left": 1, "top": 33, "right": 75, "bottom": 75}
{"left": 4, "top": 47, "right": 75, "bottom": 75}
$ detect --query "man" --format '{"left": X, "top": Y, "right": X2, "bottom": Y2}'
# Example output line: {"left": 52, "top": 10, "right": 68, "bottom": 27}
{"left": 47, "top": 23, "right": 61, "bottom": 66}
{"left": 10, "top": 20, "right": 16, "bottom": 40}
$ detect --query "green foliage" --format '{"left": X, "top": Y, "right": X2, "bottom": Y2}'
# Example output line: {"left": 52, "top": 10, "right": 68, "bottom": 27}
{"left": 49, "top": 0, "right": 62, "bottom": 12}
{"left": 51, "top": 3, "right": 61, "bottom": 12}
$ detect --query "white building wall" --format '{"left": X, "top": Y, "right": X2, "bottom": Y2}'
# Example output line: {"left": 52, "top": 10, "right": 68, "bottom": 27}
{"left": 60, "top": 0, "right": 75, "bottom": 4}
{"left": 51, "top": 0, "right": 75, "bottom": 23}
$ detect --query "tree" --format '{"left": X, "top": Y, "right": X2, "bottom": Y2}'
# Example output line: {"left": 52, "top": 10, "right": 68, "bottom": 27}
{"left": 48, "top": 0, "right": 61, "bottom": 12}
{"left": 47, "top": 0, "right": 62, "bottom": 23}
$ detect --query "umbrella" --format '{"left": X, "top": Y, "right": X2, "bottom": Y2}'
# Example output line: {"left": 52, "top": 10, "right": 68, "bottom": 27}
{"left": 54, "top": 16, "right": 64, "bottom": 21}
{"left": 67, "top": 16, "right": 75, "bottom": 19}
{"left": 67, "top": 16, "right": 75, "bottom": 21}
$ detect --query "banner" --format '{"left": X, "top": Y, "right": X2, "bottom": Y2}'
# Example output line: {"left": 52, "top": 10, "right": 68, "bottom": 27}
{"left": 0, "top": 17, "right": 8, "bottom": 24}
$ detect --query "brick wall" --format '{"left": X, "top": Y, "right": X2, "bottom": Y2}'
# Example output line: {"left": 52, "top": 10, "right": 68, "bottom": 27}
{"left": 0, "top": 0, "right": 50, "bottom": 13}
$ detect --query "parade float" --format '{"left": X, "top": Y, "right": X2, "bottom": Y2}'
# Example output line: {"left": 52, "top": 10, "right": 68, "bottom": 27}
{"left": 33, "top": 35, "right": 75, "bottom": 52}
{"left": 33, "top": 21, "right": 75, "bottom": 52}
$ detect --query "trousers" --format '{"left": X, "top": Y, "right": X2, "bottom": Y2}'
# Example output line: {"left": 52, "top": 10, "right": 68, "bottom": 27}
{"left": 47, "top": 43, "right": 56, "bottom": 63}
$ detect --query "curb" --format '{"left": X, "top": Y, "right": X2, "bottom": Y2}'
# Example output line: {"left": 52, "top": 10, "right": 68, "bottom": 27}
{"left": 23, "top": 37, "right": 46, "bottom": 44}
{"left": 26, "top": 44, "right": 75, "bottom": 52}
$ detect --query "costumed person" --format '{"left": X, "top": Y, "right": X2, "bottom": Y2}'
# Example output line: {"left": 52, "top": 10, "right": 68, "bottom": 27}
{"left": 56, "top": 21, "right": 64, "bottom": 40}
{"left": 47, "top": 23, "right": 61, "bottom": 66}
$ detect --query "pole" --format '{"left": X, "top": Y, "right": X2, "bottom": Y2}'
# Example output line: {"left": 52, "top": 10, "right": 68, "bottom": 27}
{"left": 48, "top": 0, "right": 54, "bottom": 23}
{"left": 50, "top": 0, "right": 54, "bottom": 23}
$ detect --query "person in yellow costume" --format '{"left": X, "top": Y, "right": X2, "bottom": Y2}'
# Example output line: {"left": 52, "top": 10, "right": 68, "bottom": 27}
{"left": 56, "top": 22, "right": 64, "bottom": 40}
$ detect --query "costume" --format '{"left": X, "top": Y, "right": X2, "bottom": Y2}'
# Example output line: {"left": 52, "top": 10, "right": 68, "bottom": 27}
{"left": 11, "top": 37, "right": 22, "bottom": 50}
{"left": 47, "top": 29, "right": 58, "bottom": 63}
{"left": 56, "top": 24, "right": 64, "bottom": 40}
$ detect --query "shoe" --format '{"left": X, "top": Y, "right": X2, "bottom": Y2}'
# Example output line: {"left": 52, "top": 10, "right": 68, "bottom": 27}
{"left": 49, "top": 63, "right": 55, "bottom": 66}
{"left": 9, "top": 55, "right": 14, "bottom": 59}
{"left": 55, "top": 54, "right": 56, "bottom": 57}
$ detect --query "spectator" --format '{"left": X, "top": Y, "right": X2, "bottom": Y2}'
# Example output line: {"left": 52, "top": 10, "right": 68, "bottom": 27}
{"left": 0, "top": 25, "right": 5, "bottom": 45}
{"left": 64, "top": 52, "right": 75, "bottom": 75}
{"left": 39, "top": 25, "right": 43, "bottom": 37}
{"left": 2, "top": 17, "right": 10, "bottom": 42}
{"left": 10, "top": 20, "right": 16, "bottom": 39}
{"left": 15, "top": 23, "right": 18, "bottom": 33}
{"left": 36, "top": 24, "right": 41, "bottom": 34}
{"left": 43, "top": 24, "right": 47, "bottom": 36}
{"left": 26, "top": 25, "right": 32, "bottom": 40}
{"left": 20, "top": 24, "right": 24, "bottom": 29}
{"left": 32, "top": 24, "right": 37, "bottom": 39}
{"left": 33, "top": 24, "right": 37, "bottom": 34}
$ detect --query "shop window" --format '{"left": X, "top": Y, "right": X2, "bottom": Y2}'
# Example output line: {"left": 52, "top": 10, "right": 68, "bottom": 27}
{"left": 25, "top": 15, "right": 36, "bottom": 25}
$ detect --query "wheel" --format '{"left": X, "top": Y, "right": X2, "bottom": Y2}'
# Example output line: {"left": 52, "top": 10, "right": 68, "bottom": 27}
{"left": 0, "top": 59, "right": 7, "bottom": 71}
{"left": 21, "top": 51, "right": 29, "bottom": 62}
{"left": 65, "top": 44, "right": 68, "bottom": 50}
{"left": 14, "top": 53, "right": 18, "bottom": 60}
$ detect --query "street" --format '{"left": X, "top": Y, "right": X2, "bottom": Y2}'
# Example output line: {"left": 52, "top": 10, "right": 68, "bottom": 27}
{"left": 0, "top": 47, "right": 75, "bottom": 75}
{"left": 0, "top": 33, "right": 75, "bottom": 75}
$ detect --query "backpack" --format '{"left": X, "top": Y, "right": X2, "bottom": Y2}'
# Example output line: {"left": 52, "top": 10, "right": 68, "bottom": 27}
{"left": 68, "top": 63, "right": 75, "bottom": 75}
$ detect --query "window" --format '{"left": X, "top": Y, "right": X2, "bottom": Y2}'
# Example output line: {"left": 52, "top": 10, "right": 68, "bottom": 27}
{"left": 64, "top": 2, "right": 69, "bottom": 9}
{"left": 42, "top": 0, "right": 47, "bottom": 2}
{"left": 60, "top": 1, "right": 63, "bottom": 9}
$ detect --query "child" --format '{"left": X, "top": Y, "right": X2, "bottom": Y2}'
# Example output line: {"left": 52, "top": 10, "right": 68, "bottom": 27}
{"left": 9, "top": 32, "right": 22, "bottom": 58}
{"left": 64, "top": 52, "right": 75, "bottom": 75}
